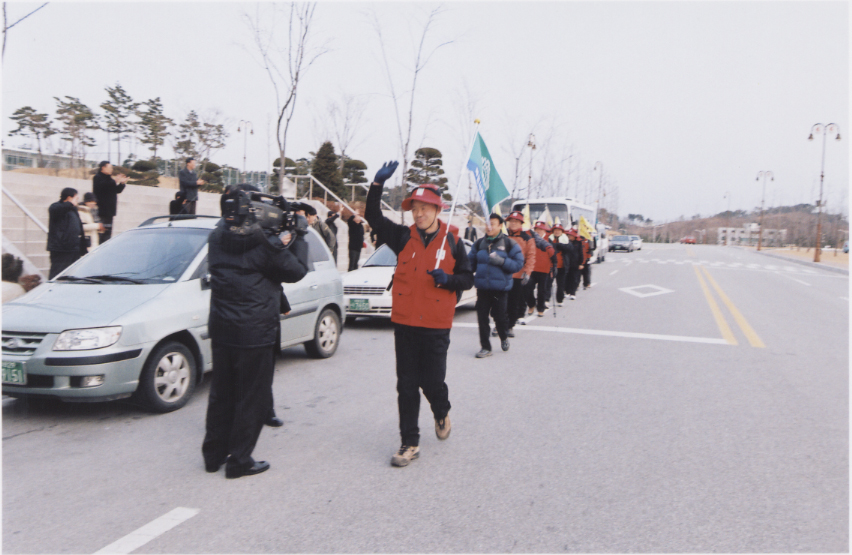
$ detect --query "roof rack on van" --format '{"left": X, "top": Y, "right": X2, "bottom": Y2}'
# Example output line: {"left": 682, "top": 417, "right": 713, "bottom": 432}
{"left": 139, "top": 215, "right": 222, "bottom": 227}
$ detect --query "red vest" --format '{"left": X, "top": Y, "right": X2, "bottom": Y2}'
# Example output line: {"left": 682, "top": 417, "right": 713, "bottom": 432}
{"left": 533, "top": 239, "right": 555, "bottom": 273}
{"left": 391, "top": 221, "right": 457, "bottom": 329}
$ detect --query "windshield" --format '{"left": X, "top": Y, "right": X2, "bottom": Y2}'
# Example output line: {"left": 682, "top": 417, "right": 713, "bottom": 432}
{"left": 613, "top": 236, "right": 630, "bottom": 242}
{"left": 512, "top": 203, "right": 570, "bottom": 226}
{"left": 630, "top": 236, "right": 640, "bottom": 240}
{"left": 60, "top": 228, "right": 210, "bottom": 284}
{"left": 363, "top": 244, "right": 398, "bottom": 267}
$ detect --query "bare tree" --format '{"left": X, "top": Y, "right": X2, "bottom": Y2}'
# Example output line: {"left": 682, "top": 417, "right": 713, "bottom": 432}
{"left": 2, "top": 2, "right": 48, "bottom": 61}
{"left": 327, "top": 93, "right": 368, "bottom": 174}
{"left": 244, "top": 2, "right": 327, "bottom": 177}
{"left": 371, "top": 5, "right": 454, "bottom": 192}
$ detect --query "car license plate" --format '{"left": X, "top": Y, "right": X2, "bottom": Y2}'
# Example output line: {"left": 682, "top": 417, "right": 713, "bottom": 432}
{"left": 349, "top": 298, "right": 370, "bottom": 312}
{"left": 2, "top": 361, "right": 26, "bottom": 385}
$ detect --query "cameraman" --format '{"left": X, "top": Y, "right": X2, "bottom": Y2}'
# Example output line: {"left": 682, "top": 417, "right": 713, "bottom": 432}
{"left": 202, "top": 188, "right": 309, "bottom": 479}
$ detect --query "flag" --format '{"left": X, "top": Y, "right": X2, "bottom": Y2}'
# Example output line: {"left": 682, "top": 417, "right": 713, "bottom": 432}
{"left": 579, "top": 216, "right": 595, "bottom": 241}
{"left": 522, "top": 204, "right": 531, "bottom": 230}
{"left": 467, "top": 132, "right": 510, "bottom": 220}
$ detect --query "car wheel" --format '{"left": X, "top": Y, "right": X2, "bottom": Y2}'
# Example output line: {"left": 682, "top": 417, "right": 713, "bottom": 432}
{"left": 135, "top": 341, "right": 196, "bottom": 413}
{"left": 304, "top": 308, "right": 340, "bottom": 359}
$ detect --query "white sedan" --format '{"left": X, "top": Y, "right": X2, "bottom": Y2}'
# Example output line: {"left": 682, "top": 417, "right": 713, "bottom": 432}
{"left": 343, "top": 241, "right": 477, "bottom": 322}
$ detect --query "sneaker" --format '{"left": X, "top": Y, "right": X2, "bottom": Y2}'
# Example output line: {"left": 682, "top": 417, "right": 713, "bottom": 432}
{"left": 507, "top": 328, "right": 515, "bottom": 338}
{"left": 475, "top": 349, "right": 492, "bottom": 358}
{"left": 557, "top": 302, "right": 563, "bottom": 307}
{"left": 538, "top": 312, "right": 545, "bottom": 317}
{"left": 527, "top": 308, "right": 534, "bottom": 316}
{"left": 391, "top": 445, "right": 420, "bottom": 467}
{"left": 501, "top": 339, "right": 510, "bottom": 352}
{"left": 491, "top": 328, "right": 498, "bottom": 337}
{"left": 435, "top": 415, "right": 451, "bottom": 440}
{"left": 569, "top": 295, "right": 576, "bottom": 300}
{"left": 545, "top": 302, "right": 551, "bottom": 309}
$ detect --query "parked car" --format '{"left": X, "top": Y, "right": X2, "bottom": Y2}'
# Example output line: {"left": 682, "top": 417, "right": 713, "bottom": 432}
{"left": 843, "top": 241, "right": 849, "bottom": 254}
{"left": 608, "top": 235, "right": 634, "bottom": 252}
{"left": 629, "top": 235, "right": 642, "bottom": 250}
{"left": 342, "top": 241, "right": 477, "bottom": 322}
{"left": 680, "top": 236, "right": 696, "bottom": 244}
{"left": 1, "top": 215, "right": 345, "bottom": 413}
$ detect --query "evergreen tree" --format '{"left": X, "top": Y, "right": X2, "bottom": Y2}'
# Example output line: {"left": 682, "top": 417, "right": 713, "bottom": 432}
{"left": 100, "top": 83, "right": 137, "bottom": 165}
{"left": 310, "top": 141, "right": 344, "bottom": 198}
{"left": 54, "top": 96, "right": 98, "bottom": 167}
{"left": 137, "top": 97, "right": 173, "bottom": 160}
{"left": 173, "top": 110, "right": 201, "bottom": 161}
{"left": 8, "top": 106, "right": 56, "bottom": 167}
{"left": 405, "top": 147, "right": 448, "bottom": 188}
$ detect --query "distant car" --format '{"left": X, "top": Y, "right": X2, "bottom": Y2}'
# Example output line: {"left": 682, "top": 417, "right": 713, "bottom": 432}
{"left": 2, "top": 216, "right": 345, "bottom": 413}
{"left": 680, "top": 236, "right": 696, "bottom": 244}
{"left": 608, "top": 235, "right": 634, "bottom": 252}
{"left": 629, "top": 235, "right": 642, "bottom": 250}
{"left": 844, "top": 241, "right": 849, "bottom": 254}
{"left": 342, "top": 241, "right": 477, "bottom": 322}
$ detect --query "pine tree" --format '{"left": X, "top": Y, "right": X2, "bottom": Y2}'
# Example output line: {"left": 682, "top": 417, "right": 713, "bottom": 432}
{"left": 138, "top": 97, "right": 173, "bottom": 160}
{"left": 54, "top": 96, "right": 98, "bottom": 168}
{"left": 311, "top": 141, "right": 344, "bottom": 198}
{"left": 405, "top": 147, "right": 448, "bottom": 188}
{"left": 8, "top": 106, "right": 56, "bottom": 167}
{"left": 100, "top": 83, "right": 137, "bottom": 165}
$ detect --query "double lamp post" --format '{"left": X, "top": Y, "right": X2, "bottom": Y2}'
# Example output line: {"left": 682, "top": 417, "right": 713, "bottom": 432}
{"left": 808, "top": 123, "right": 841, "bottom": 263}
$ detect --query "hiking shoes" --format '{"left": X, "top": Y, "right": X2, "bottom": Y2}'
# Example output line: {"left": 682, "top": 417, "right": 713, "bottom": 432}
{"left": 501, "top": 339, "right": 510, "bottom": 352}
{"left": 391, "top": 445, "right": 420, "bottom": 467}
{"left": 507, "top": 328, "right": 515, "bottom": 338}
{"left": 435, "top": 415, "right": 451, "bottom": 440}
{"left": 491, "top": 328, "right": 498, "bottom": 337}
{"left": 475, "top": 349, "right": 492, "bottom": 358}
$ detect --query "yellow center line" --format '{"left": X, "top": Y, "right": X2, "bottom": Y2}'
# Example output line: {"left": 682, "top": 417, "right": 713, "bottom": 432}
{"left": 701, "top": 266, "right": 766, "bottom": 348}
{"left": 693, "top": 265, "right": 737, "bottom": 345}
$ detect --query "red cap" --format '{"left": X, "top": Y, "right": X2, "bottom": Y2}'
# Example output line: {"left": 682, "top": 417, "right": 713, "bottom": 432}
{"left": 506, "top": 211, "right": 525, "bottom": 222}
{"left": 401, "top": 184, "right": 448, "bottom": 211}
{"left": 551, "top": 223, "right": 565, "bottom": 232}
{"left": 567, "top": 228, "right": 580, "bottom": 237}
{"left": 534, "top": 220, "right": 551, "bottom": 232}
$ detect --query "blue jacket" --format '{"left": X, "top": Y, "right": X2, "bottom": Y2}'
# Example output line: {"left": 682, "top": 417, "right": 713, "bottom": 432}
{"left": 468, "top": 233, "right": 525, "bottom": 291}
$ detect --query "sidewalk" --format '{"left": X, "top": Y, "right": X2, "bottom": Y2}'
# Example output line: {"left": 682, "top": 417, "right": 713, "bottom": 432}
{"left": 751, "top": 246, "right": 849, "bottom": 274}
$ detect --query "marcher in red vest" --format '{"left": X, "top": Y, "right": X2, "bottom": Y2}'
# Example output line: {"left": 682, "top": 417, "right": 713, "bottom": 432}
{"left": 527, "top": 221, "right": 557, "bottom": 317}
{"left": 579, "top": 234, "right": 593, "bottom": 290}
{"left": 549, "top": 223, "right": 571, "bottom": 306}
{"left": 505, "top": 211, "right": 535, "bottom": 331}
{"left": 364, "top": 161, "right": 474, "bottom": 468}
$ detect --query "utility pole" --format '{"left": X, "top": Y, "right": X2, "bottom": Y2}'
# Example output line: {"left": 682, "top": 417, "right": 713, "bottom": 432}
{"left": 756, "top": 171, "right": 773, "bottom": 250}
{"left": 809, "top": 123, "right": 841, "bottom": 262}
{"left": 594, "top": 161, "right": 603, "bottom": 227}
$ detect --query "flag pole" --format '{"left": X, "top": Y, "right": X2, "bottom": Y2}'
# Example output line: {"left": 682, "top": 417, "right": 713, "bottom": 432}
{"left": 434, "top": 120, "right": 481, "bottom": 270}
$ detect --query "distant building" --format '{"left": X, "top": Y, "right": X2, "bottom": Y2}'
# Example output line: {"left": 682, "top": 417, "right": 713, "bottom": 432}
{"left": 3, "top": 148, "right": 97, "bottom": 171}
{"left": 718, "top": 223, "right": 787, "bottom": 246}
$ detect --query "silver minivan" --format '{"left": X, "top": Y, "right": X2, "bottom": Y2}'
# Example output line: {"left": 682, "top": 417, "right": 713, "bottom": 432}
{"left": 1, "top": 216, "right": 345, "bottom": 412}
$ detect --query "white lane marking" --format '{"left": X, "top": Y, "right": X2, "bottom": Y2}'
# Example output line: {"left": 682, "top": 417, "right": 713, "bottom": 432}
{"left": 775, "top": 271, "right": 811, "bottom": 286}
{"left": 94, "top": 507, "right": 200, "bottom": 554}
{"left": 455, "top": 323, "right": 728, "bottom": 345}
{"left": 609, "top": 270, "right": 618, "bottom": 275}
{"left": 841, "top": 297, "right": 849, "bottom": 301}
{"left": 619, "top": 284, "right": 675, "bottom": 298}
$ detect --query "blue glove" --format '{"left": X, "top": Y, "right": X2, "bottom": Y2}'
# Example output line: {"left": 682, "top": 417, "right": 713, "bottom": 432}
{"left": 373, "top": 161, "right": 399, "bottom": 185}
{"left": 426, "top": 268, "right": 449, "bottom": 286}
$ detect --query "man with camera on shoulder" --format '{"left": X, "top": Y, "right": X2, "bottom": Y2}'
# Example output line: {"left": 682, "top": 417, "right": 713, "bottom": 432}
{"left": 202, "top": 187, "right": 309, "bottom": 479}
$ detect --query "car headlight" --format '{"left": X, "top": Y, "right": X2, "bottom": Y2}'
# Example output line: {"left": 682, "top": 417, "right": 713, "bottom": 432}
{"left": 53, "top": 327, "right": 122, "bottom": 351}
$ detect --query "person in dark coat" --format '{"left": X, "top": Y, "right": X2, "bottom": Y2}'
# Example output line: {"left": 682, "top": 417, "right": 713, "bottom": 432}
{"left": 347, "top": 213, "right": 366, "bottom": 271}
{"left": 564, "top": 229, "right": 583, "bottom": 300}
{"left": 468, "top": 213, "right": 524, "bottom": 358}
{"left": 92, "top": 161, "right": 128, "bottom": 244}
{"left": 201, "top": 192, "right": 309, "bottom": 479}
{"left": 549, "top": 224, "right": 571, "bottom": 306}
{"left": 169, "top": 191, "right": 188, "bottom": 216}
{"left": 325, "top": 210, "right": 340, "bottom": 263}
{"left": 365, "top": 161, "right": 474, "bottom": 468}
{"left": 464, "top": 219, "right": 478, "bottom": 242}
{"left": 178, "top": 158, "right": 206, "bottom": 215}
{"left": 47, "top": 187, "right": 87, "bottom": 279}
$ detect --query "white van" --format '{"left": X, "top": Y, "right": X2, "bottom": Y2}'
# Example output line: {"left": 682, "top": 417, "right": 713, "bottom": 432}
{"left": 510, "top": 197, "right": 608, "bottom": 263}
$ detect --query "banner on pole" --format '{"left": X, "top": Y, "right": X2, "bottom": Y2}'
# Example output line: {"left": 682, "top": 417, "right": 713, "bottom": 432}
{"left": 579, "top": 216, "right": 595, "bottom": 240}
{"left": 466, "top": 132, "right": 510, "bottom": 219}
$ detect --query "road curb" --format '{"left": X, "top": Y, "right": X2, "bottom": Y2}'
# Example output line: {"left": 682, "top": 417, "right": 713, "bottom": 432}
{"left": 753, "top": 249, "right": 849, "bottom": 275}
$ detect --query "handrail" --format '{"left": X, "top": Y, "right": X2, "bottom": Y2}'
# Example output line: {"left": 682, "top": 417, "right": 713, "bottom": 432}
{"left": 2, "top": 186, "right": 48, "bottom": 233}
{"left": 289, "top": 174, "right": 400, "bottom": 220}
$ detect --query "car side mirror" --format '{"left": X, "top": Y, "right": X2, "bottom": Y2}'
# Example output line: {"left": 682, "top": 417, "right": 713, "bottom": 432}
{"left": 201, "top": 272, "right": 212, "bottom": 290}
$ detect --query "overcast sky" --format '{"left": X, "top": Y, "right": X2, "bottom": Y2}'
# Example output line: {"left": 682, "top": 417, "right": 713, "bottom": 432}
{"left": 2, "top": 1, "right": 848, "bottom": 222}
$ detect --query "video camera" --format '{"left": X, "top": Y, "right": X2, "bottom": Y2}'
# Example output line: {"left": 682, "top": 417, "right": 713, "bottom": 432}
{"left": 222, "top": 190, "right": 297, "bottom": 235}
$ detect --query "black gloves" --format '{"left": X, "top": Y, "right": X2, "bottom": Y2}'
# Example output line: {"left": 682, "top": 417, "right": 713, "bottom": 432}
{"left": 521, "top": 272, "right": 530, "bottom": 286}
{"left": 373, "top": 161, "right": 399, "bottom": 185}
{"left": 293, "top": 214, "right": 309, "bottom": 237}
{"left": 488, "top": 251, "right": 505, "bottom": 267}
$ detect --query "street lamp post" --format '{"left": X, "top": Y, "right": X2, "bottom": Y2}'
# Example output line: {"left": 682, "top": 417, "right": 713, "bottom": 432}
{"left": 808, "top": 123, "right": 841, "bottom": 262}
{"left": 237, "top": 120, "right": 254, "bottom": 179}
{"left": 723, "top": 191, "right": 731, "bottom": 245}
{"left": 594, "top": 161, "right": 603, "bottom": 226}
{"left": 755, "top": 171, "right": 773, "bottom": 251}
{"left": 526, "top": 133, "right": 536, "bottom": 198}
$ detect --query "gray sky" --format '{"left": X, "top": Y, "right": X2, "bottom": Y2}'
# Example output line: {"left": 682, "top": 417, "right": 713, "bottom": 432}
{"left": 2, "top": 1, "right": 848, "bottom": 222}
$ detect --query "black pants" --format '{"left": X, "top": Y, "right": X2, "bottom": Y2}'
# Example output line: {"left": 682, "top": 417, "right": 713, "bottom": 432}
{"left": 202, "top": 345, "right": 275, "bottom": 471}
{"left": 566, "top": 267, "right": 581, "bottom": 296}
{"left": 331, "top": 243, "right": 338, "bottom": 264}
{"left": 98, "top": 216, "right": 113, "bottom": 244}
{"left": 48, "top": 251, "right": 81, "bottom": 280}
{"left": 348, "top": 248, "right": 362, "bottom": 271}
{"left": 581, "top": 263, "right": 592, "bottom": 288}
{"left": 527, "top": 271, "right": 549, "bottom": 312}
{"left": 394, "top": 324, "right": 451, "bottom": 447}
{"left": 185, "top": 201, "right": 197, "bottom": 215}
{"left": 507, "top": 278, "right": 526, "bottom": 329}
{"left": 476, "top": 290, "right": 508, "bottom": 350}
{"left": 555, "top": 267, "right": 567, "bottom": 303}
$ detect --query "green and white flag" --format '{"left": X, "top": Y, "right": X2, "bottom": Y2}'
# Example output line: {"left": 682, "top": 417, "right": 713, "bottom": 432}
{"left": 466, "top": 132, "right": 510, "bottom": 217}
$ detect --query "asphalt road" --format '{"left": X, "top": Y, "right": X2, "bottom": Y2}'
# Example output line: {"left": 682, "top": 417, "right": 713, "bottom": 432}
{"left": 3, "top": 243, "right": 848, "bottom": 553}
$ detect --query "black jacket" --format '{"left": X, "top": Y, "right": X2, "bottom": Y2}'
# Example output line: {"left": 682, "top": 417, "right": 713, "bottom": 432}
{"left": 464, "top": 226, "right": 478, "bottom": 242}
{"left": 92, "top": 172, "right": 126, "bottom": 219}
{"left": 347, "top": 217, "right": 366, "bottom": 250}
{"left": 325, "top": 212, "right": 339, "bottom": 236}
{"left": 365, "top": 182, "right": 473, "bottom": 293}
{"left": 47, "top": 201, "right": 85, "bottom": 253}
{"left": 208, "top": 221, "right": 309, "bottom": 348}
{"left": 178, "top": 168, "right": 200, "bottom": 201}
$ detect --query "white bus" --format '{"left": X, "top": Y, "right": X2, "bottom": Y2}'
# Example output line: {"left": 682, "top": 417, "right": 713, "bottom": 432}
{"left": 510, "top": 197, "right": 608, "bottom": 263}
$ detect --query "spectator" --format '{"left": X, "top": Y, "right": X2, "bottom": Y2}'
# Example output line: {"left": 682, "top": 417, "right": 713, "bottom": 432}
{"left": 464, "top": 219, "right": 478, "bottom": 242}
{"left": 78, "top": 192, "right": 103, "bottom": 252}
{"left": 2, "top": 253, "right": 26, "bottom": 303}
{"left": 178, "top": 158, "right": 205, "bottom": 215}
{"left": 170, "top": 191, "right": 188, "bottom": 216}
{"left": 347, "top": 213, "right": 366, "bottom": 271}
{"left": 93, "top": 161, "right": 128, "bottom": 243}
{"left": 325, "top": 209, "right": 340, "bottom": 263}
{"left": 47, "top": 187, "right": 86, "bottom": 279}
{"left": 295, "top": 203, "right": 336, "bottom": 253}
